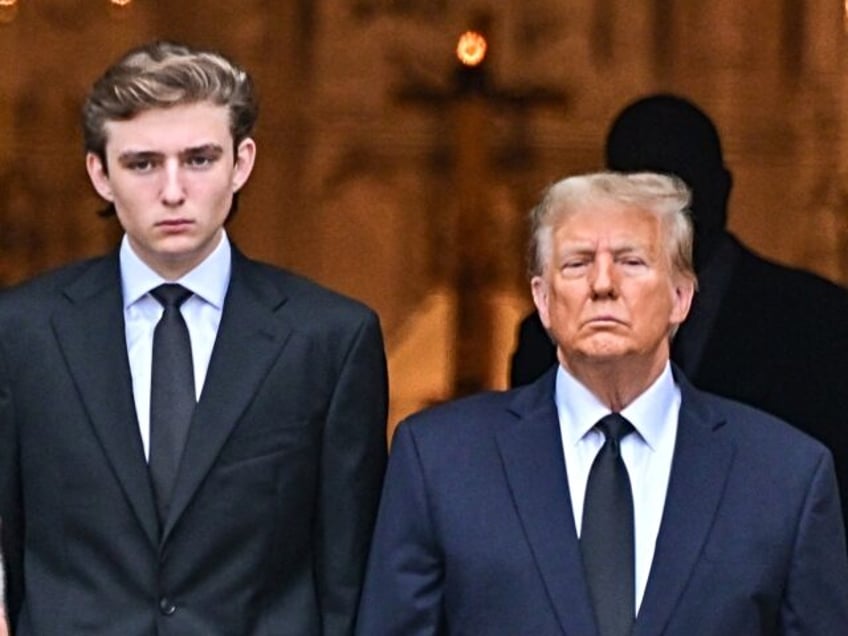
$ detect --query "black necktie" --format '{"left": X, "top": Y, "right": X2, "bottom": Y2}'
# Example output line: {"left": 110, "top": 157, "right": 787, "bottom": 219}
{"left": 149, "top": 284, "right": 195, "bottom": 525}
{"left": 580, "top": 413, "right": 636, "bottom": 636}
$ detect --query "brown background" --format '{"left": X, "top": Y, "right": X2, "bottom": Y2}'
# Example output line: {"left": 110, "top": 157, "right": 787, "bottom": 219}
{"left": 1, "top": 1, "right": 846, "bottom": 429}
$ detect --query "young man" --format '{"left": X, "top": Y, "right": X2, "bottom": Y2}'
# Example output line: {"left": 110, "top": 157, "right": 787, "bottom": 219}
{"left": 357, "top": 172, "right": 848, "bottom": 635}
{"left": 0, "top": 41, "right": 388, "bottom": 635}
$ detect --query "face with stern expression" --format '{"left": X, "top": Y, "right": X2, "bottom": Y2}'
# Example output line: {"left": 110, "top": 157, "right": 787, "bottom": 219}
{"left": 86, "top": 100, "right": 256, "bottom": 280}
{"left": 531, "top": 195, "right": 694, "bottom": 378}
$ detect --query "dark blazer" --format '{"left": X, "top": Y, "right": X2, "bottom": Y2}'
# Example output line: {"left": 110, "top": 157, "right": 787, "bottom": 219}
{"left": 356, "top": 368, "right": 848, "bottom": 635}
{"left": 0, "top": 247, "right": 388, "bottom": 635}
{"left": 510, "top": 236, "right": 848, "bottom": 530}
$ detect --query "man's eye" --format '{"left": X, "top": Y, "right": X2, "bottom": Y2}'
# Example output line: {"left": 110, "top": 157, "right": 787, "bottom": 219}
{"left": 185, "top": 155, "right": 213, "bottom": 168}
{"left": 127, "top": 159, "right": 154, "bottom": 172}
{"left": 620, "top": 257, "right": 646, "bottom": 267}
{"left": 562, "top": 260, "right": 588, "bottom": 271}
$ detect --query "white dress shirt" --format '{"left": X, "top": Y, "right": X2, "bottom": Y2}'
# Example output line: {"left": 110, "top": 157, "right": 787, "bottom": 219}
{"left": 120, "top": 232, "right": 231, "bottom": 460}
{"left": 555, "top": 362, "right": 680, "bottom": 614}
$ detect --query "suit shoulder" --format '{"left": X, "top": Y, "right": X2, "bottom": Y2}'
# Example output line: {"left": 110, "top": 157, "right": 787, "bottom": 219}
{"left": 398, "top": 390, "right": 516, "bottom": 442}
{"left": 0, "top": 256, "right": 110, "bottom": 315}
{"left": 0, "top": 256, "right": 105, "bottom": 295}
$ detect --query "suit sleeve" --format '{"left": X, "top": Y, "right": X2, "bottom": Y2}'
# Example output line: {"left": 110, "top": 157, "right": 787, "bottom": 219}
{"left": 355, "top": 421, "right": 446, "bottom": 636}
{"left": 317, "top": 310, "right": 388, "bottom": 635}
{"left": 0, "top": 336, "right": 23, "bottom": 632}
{"left": 780, "top": 450, "right": 848, "bottom": 633}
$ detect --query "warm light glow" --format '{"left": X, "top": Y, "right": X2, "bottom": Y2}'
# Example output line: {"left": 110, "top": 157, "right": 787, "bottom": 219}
{"left": 0, "top": 0, "right": 18, "bottom": 24}
{"left": 110, "top": 0, "right": 132, "bottom": 6}
{"left": 456, "top": 31, "right": 487, "bottom": 67}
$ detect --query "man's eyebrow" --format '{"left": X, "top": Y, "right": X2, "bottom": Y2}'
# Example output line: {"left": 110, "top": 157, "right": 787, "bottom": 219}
{"left": 116, "top": 150, "right": 162, "bottom": 163}
{"left": 611, "top": 243, "right": 647, "bottom": 253}
{"left": 557, "top": 241, "right": 650, "bottom": 256}
{"left": 611, "top": 239, "right": 654, "bottom": 255}
{"left": 115, "top": 145, "right": 225, "bottom": 163}
{"left": 179, "top": 144, "right": 225, "bottom": 158}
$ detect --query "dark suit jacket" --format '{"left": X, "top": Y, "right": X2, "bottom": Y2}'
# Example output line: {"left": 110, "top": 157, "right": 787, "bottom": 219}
{"left": 510, "top": 236, "right": 848, "bottom": 530}
{"left": 0, "top": 247, "right": 388, "bottom": 635}
{"left": 356, "top": 368, "right": 848, "bottom": 635}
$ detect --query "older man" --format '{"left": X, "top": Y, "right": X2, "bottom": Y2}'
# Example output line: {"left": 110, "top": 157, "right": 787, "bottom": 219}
{"left": 510, "top": 96, "right": 848, "bottom": 533}
{"left": 356, "top": 172, "right": 848, "bottom": 635}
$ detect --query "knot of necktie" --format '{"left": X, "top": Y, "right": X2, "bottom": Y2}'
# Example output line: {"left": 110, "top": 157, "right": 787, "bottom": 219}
{"left": 597, "top": 412, "right": 634, "bottom": 458}
{"left": 151, "top": 283, "right": 192, "bottom": 309}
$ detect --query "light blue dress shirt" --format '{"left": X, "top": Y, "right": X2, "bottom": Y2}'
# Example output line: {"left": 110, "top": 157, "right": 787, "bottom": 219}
{"left": 555, "top": 362, "right": 680, "bottom": 613}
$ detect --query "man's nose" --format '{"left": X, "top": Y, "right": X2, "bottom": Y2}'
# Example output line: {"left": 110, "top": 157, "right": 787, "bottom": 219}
{"left": 161, "top": 161, "right": 186, "bottom": 206}
{"left": 589, "top": 256, "right": 616, "bottom": 297}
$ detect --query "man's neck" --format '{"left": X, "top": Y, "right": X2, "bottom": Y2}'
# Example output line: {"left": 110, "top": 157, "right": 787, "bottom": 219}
{"left": 562, "top": 352, "right": 669, "bottom": 412}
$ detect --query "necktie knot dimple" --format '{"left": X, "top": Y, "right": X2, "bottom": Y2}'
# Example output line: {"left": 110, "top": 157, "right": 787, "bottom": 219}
{"left": 149, "top": 283, "right": 195, "bottom": 526}
{"left": 597, "top": 412, "right": 631, "bottom": 458}
{"left": 580, "top": 412, "right": 636, "bottom": 636}
{"left": 151, "top": 283, "right": 193, "bottom": 310}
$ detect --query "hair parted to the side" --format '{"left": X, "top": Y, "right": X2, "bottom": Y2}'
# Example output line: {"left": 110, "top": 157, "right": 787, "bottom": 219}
{"left": 82, "top": 40, "right": 258, "bottom": 165}
{"left": 527, "top": 171, "right": 697, "bottom": 286}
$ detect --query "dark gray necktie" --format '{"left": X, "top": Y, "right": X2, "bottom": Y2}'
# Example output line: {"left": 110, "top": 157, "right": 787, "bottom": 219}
{"left": 149, "top": 284, "right": 195, "bottom": 525}
{"left": 580, "top": 413, "right": 636, "bottom": 636}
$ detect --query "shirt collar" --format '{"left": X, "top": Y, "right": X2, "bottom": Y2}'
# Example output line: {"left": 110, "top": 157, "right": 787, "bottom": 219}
{"left": 555, "top": 361, "right": 678, "bottom": 451}
{"left": 120, "top": 231, "right": 232, "bottom": 309}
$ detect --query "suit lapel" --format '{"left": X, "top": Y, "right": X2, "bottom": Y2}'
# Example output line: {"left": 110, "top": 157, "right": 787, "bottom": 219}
{"left": 495, "top": 371, "right": 597, "bottom": 636}
{"left": 633, "top": 374, "right": 735, "bottom": 635}
{"left": 162, "top": 251, "right": 292, "bottom": 541}
{"left": 51, "top": 254, "right": 159, "bottom": 547}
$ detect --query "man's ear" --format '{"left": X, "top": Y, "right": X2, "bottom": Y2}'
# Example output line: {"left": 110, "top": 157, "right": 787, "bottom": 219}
{"left": 670, "top": 274, "right": 696, "bottom": 327}
{"left": 86, "top": 152, "right": 114, "bottom": 202}
{"left": 531, "top": 275, "right": 552, "bottom": 330}
{"left": 232, "top": 137, "right": 257, "bottom": 192}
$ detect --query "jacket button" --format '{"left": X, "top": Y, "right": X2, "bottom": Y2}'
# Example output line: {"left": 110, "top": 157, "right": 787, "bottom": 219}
{"left": 159, "top": 597, "right": 177, "bottom": 616}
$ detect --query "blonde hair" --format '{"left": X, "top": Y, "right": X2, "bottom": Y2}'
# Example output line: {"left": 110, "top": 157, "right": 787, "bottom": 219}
{"left": 528, "top": 171, "right": 696, "bottom": 284}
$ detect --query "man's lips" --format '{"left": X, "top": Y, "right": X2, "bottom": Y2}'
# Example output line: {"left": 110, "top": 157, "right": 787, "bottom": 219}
{"left": 585, "top": 315, "right": 626, "bottom": 326}
{"left": 156, "top": 219, "right": 193, "bottom": 230}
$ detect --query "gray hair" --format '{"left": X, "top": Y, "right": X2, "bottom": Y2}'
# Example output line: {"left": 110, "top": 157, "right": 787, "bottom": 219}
{"left": 528, "top": 171, "right": 696, "bottom": 284}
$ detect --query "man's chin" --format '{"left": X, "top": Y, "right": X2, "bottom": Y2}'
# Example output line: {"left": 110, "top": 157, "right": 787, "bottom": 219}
{"left": 575, "top": 336, "right": 632, "bottom": 361}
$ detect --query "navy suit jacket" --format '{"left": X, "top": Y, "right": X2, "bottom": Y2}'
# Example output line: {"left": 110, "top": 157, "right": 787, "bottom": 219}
{"left": 510, "top": 236, "right": 848, "bottom": 532}
{"left": 357, "top": 368, "right": 848, "bottom": 635}
{"left": 0, "top": 247, "right": 388, "bottom": 635}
